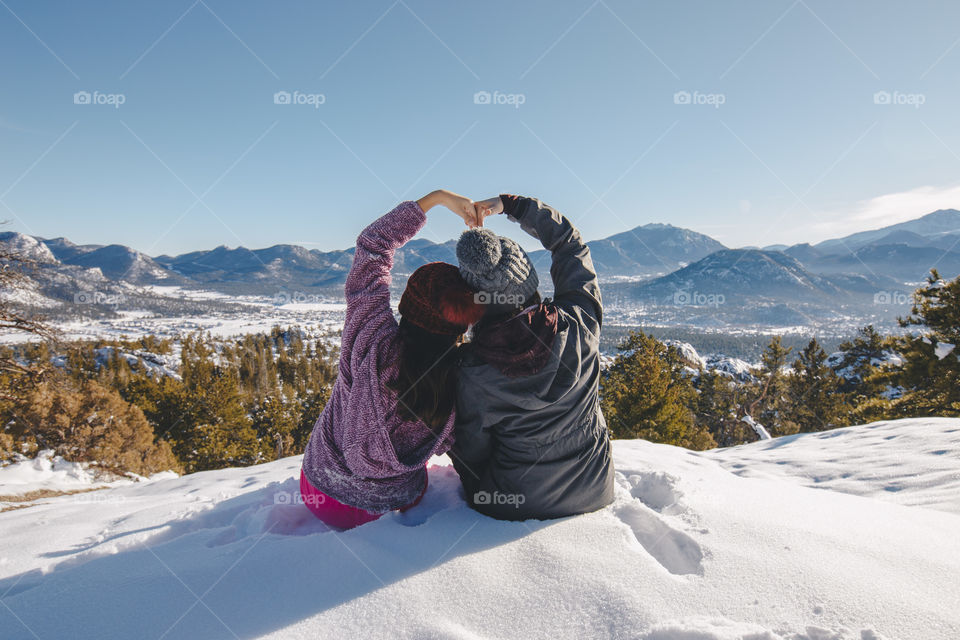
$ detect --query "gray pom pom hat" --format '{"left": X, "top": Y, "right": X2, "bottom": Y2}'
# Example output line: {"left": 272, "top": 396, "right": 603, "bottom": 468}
{"left": 456, "top": 227, "right": 539, "bottom": 312}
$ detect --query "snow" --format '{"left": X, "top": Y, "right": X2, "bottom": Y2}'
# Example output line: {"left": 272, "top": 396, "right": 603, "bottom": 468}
{"left": 827, "top": 350, "right": 904, "bottom": 381}
{"left": 0, "top": 288, "right": 348, "bottom": 346}
{"left": 934, "top": 341, "right": 955, "bottom": 360}
{"left": 703, "top": 354, "right": 756, "bottom": 380}
{"left": 1, "top": 418, "right": 958, "bottom": 639}
{"left": 705, "top": 417, "right": 960, "bottom": 515}
{"left": 741, "top": 415, "right": 772, "bottom": 440}
{"left": 664, "top": 339, "right": 707, "bottom": 369}
{"left": 0, "top": 450, "right": 177, "bottom": 500}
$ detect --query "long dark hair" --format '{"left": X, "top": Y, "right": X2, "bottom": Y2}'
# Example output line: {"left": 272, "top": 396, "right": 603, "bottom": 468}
{"left": 469, "top": 291, "right": 542, "bottom": 334}
{"left": 389, "top": 318, "right": 462, "bottom": 430}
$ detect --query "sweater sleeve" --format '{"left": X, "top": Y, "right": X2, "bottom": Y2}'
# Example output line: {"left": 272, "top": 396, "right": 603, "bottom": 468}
{"left": 339, "top": 201, "right": 426, "bottom": 382}
{"left": 499, "top": 194, "right": 602, "bottom": 328}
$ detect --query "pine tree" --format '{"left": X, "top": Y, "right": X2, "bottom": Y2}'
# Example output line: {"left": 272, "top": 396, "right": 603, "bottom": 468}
{"left": 7, "top": 379, "right": 180, "bottom": 475}
{"left": 786, "top": 338, "right": 851, "bottom": 432}
{"left": 744, "top": 336, "right": 797, "bottom": 436}
{"left": 252, "top": 395, "right": 297, "bottom": 460}
{"left": 695, "top": 371, "right": 754, "bottom": 446}
{"left": 834, "top": 325, "right": 899, "bottom": 422}
{"left": 891, "top": 270, "right": 960, "bottom": 416}
{"left": 601, "top": 331, "right": 716, "bottom": 450}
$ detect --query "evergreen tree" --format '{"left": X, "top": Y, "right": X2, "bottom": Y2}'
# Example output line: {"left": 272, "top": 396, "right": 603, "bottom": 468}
{"left": 6, "top": 379, "right": 180, "bottom": 475}
{"left": 744, "top": 336, "right": 797, "bottom": 436}
{"left": 890, "top": 270, "right": 960, "bottom": 416}
{"left": 695, "top": 371, "right": 754, "bottom": 446}
{"left": 252, "top": 395, "right": 297, "bottom": 460}
{"left": 834, "top": 326, "right": 899, "bottom": 422}
{"left": 786, "top": 338, "right": 851, "bottom": 432}
{"left": 601, "top": 331, "right": 716, "bottom": 450}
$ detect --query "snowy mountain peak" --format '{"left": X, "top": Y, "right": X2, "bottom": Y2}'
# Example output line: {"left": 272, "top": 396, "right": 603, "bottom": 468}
{"left": 0, "top": 231, "right": 57, "bottom": 264}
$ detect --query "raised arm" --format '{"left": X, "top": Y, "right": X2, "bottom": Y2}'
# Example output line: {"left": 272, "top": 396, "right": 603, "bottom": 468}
{"left": 339, "top": 191, "right": 478, "bottom": 380}
{"left": 339, "top": 201, "right": 424, "bottom": 380}
{"left": 478, "top": 194, "right": 602, "bottom": 325}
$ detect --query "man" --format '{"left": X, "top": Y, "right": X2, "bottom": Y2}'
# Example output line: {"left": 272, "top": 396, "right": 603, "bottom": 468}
{"left": 451, "top": 193, "right": 615, "bottom": 520}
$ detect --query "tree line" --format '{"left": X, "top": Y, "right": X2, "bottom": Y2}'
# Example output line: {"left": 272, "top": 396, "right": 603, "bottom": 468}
{"left": 0, "top": 328, "right": 339, "bottom": 476}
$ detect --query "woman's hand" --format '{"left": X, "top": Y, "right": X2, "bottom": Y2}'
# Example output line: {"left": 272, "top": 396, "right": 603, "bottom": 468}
{"left": 473, "top": 196, "right": 503, "bottom": 227}
{"left": 417, "top": 190, "right": 479, "bottom": 227}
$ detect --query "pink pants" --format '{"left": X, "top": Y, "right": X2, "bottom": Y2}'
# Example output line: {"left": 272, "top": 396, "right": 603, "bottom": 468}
{"left": 299, "top": 469, "right": 428, "bottom": 529}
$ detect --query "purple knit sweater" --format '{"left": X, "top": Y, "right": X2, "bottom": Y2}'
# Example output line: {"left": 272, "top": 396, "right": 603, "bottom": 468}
{"left": 301, "top": 201, "right": 455, "bottom": 513}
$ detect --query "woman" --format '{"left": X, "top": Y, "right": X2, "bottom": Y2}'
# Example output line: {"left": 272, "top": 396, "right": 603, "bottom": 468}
{"left": 299, "top": 190, "right": 485, "bottom": 529}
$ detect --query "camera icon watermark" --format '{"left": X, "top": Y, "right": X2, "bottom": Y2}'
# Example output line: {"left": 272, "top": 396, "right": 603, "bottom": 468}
{"left": 473, "top": 490, "right": 525, "bottom": 508}
{"left": 873, "top": 291, "right": 910, "bottom": 305}
{"left": 74, "top": 291, "right": 126, "bottom": 305}
{"left": 673, "top": 290, "right": 725, "bottom": 307}
{"left": 473, "top": 90, "right": 525, "bottom": 109}
{"left": 673, "top": 90, "right": 725, "bottom": 108}
{"left": 274, "top": 90, "right": 325, "bottom": 109}
{"left": 873, "top": 90, "right": 925, "bottom": 109}
{"left": 73, "top": 90, "right": 125, "bottom": 109}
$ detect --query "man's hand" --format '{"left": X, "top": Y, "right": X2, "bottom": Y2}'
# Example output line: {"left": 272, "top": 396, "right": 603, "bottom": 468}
{"left": 473, "top": 196, "right": 503, "bottom": 227}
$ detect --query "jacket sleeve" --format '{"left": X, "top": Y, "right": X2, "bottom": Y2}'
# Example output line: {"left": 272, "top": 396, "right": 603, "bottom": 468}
{"left": 500, "top": 194, "right": 602, "bottom": 329}
{"left": 339, "top": 201, "right": 426, "bottom": 382}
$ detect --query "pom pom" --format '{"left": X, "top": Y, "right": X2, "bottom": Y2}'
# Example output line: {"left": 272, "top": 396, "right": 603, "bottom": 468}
{"left": 457, "top": 228, "right": 501, "bottom": 276}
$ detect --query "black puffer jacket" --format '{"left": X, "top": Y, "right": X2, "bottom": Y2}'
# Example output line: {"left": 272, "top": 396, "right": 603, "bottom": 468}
{"left": 451, "top": 195, "right": 615, "bottom": 520}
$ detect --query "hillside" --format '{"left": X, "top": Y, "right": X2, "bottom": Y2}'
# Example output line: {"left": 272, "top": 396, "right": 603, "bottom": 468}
{"left": 1, "top": 418, "right": 957, "bottom": 639}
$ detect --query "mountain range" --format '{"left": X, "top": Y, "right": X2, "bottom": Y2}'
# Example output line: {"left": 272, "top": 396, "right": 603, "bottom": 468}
{"left": 3, "top": 208, "right": 959, "bottom": 329}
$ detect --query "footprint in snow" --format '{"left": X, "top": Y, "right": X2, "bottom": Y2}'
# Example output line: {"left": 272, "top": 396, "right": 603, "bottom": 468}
{"left": 613, "top": 500, "right": 705, "bottom": 576}
{"left": 613, "top": 471, "right": 705, "bottom": 576}
{"left": 623, "top": 471, "right": 687, "bottom": 515}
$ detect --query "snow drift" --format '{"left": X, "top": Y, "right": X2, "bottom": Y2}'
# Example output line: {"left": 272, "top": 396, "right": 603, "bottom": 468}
{"left": 1, "top": 418, "right": 958, "bottom": 639}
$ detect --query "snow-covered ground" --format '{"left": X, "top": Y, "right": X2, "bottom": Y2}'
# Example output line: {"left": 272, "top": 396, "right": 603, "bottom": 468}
{"left": 0, "top": 289, "right": 348, "bottom": 345}
{"left": 706, "top": 418, "right": 960, "bottom": 515}
{"left": 0, "top": 450, "right": 178, "bottom": 502}
{"left": 1, "top": 418, "right": 957, "bottom": 639}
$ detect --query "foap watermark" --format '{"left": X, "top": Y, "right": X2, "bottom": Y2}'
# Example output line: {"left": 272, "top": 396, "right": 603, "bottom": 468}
{"left": 474, "top": 291, "right": 526, "bottom": 306}
{"left": 74, "top": 291, "right": 126, "bottom": 305}
{"left": 873, "top": 90, "right": 925, "bottom": 109}
{"left": 473, "top": 490, "right": 525, "bottom": 509}
{"left": 873, "top": 291, "right": 911, "bottom": 305}
{"left": 473, "top": 90, "right": 526, "bottom": 109}
{"left": 674, "top": 290, "right": 725, "bottom": 307}
{"left": 274, "top": 490, "right": 325, "bottom": 507}
{"left": 71, "top": 492, "right": 127, "bottom": 505}
{"left": 673, "top": 90, "right": 725, "bottom": 108}
{"left": 73, "top": 90, "right": 125, "bottom": 109}
{"left": 274, "top": 90, "right": 325, "bottom": 109}
{"left": 273, "top": 290, "right": 326, "bottom": 305}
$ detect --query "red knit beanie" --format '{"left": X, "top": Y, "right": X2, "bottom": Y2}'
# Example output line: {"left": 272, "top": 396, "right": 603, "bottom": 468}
{"left": 398, "top": 262, "right": 485, "bottom": 336}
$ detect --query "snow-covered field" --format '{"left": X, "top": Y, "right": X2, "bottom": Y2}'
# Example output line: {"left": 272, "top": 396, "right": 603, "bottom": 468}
{"left": 0, "top": 451, "right": 178, "bottom": 499}
{"left": 0, "top": 288, "right": 348, "bottom": 345}
{"left": 1, "top": 418, "right": 957, "bottom": 639}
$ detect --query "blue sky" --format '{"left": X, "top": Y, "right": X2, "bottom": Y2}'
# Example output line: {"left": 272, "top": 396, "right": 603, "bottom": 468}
{"left": 2, "top": 0, "right": 960, "bottom": 255}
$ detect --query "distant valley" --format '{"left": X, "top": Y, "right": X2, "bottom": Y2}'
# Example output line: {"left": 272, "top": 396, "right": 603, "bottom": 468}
{"left": 3, "top": 208, "right": 959, "bottom": 333}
